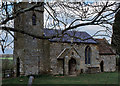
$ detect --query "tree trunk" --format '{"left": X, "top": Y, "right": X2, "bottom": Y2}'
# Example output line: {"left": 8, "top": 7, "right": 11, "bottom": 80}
{"left": 111, "top": 9, "right": 120, "bottom": 72}
{"left": 111, "top": 9, "right": 120, "bottom": 55}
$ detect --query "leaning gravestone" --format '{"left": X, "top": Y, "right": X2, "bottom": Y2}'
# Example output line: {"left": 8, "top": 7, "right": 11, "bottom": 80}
{"left": 28, "top": 76, "right": 34, "bottom": 86}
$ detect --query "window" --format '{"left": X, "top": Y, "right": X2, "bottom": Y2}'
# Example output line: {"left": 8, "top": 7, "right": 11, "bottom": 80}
{"left": 85, "top": 46, "right": 91, "bottom": 64}
{"left": 32, "top": 13, "right": 36, "bottom": 25}
{"left": 72, "top": 52, "right": 74, "bottom": 55}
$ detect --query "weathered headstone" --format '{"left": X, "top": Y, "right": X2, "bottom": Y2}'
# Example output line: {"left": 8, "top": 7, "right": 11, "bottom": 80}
{"left": 28, "top": 76, "right": 34, "bottom": 86}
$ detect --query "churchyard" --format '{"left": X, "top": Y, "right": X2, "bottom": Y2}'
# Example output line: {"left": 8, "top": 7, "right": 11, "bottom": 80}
{"left": 1, "top": 56, "right": 119, "bottom": 85}
{"left": 2, "top": 72, "right": 118, "bottom": 85}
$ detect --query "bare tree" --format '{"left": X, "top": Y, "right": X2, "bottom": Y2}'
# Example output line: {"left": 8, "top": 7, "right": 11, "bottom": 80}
{"left": 0, "top": 1, "right": 120, "bottom": 53}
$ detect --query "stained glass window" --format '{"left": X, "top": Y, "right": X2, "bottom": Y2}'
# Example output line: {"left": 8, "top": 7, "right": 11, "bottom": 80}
{"left": 85, "top": 46, "right": 91, "bottom": 64}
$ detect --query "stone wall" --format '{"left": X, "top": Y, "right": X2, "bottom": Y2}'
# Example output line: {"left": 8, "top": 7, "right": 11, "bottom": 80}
{"left": 100, "top": 55, "right": 116, "bottom": 72}
{"left": 14, "top": 2, "right": 45, "bottom": 76}
{"left": 50, "top": 42, "right": 100, "bottom": 75}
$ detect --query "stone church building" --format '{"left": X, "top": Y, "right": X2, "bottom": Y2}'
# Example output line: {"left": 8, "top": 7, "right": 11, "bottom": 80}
{"left": 13, "top": 3, "right": 116, "bottom": 76}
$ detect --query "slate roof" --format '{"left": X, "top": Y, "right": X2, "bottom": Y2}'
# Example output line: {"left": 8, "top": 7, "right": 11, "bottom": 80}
{"left": 44, "top": 29, "right": 97, "bottom": 44}
{"left": 95, "top": 38, "right": 116, "bottom": 55}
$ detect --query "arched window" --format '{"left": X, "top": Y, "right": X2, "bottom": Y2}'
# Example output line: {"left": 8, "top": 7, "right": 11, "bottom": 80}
{"left": 16, "top": 58, "right": 20, "bottom": 77}
{"left": 32, "top": 13, "right": 36, "bottom": 25}
{"left": 85, "top": 46, "right": 91, "bottom": 64}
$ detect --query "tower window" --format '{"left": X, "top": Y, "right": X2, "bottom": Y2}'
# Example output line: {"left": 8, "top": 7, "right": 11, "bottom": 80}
{"left": 32, "top": 13, "right": 36, "bottom": 25}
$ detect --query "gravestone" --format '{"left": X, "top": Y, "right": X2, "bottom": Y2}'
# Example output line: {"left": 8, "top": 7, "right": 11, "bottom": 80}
{"left": 28, "top": 76, "right": 34, "bottom": 86}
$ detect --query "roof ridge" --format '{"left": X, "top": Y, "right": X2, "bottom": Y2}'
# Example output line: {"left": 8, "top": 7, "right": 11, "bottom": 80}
{"left": 44, "top": 28, "right": 88, "bottom": 33}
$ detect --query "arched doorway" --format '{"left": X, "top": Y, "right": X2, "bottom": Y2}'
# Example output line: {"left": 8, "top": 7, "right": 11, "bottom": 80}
{"left": 69, "top": 58, "right": 76, "bottom": 75}
{"left": 16, "top": 58, "right": 20, "bottom": 77}
{"left": 100, "top": 61, "right": 104, "bottom": 72}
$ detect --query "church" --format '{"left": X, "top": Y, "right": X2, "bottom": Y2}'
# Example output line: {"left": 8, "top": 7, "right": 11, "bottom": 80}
{"left": 13, "top": 3, "right": 116, "bottom": 76}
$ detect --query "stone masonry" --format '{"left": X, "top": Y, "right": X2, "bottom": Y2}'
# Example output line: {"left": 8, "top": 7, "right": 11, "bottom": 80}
{"left": 14, "top": 2, "right": 116, "bottom": 76}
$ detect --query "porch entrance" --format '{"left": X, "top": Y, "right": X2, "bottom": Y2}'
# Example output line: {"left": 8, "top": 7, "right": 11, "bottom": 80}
{"left": 69, "top": 58, "right": 76, "bottom": 75}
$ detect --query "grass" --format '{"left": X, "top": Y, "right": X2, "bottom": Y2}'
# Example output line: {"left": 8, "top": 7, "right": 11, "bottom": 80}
{"left": 2, "top": 72, "right": 118, "bottom": 85}
{"left": 0, "top": 57, "right": 13, "bottom": 60}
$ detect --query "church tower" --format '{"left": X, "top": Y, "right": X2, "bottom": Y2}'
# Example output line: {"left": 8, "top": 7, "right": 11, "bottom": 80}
{"left": 14, "top": 2, "right": 50, "bottom": 76}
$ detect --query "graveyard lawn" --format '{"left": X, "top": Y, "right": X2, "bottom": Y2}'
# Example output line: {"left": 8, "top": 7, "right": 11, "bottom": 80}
{"left": 2, "top": 72, "right": 118, "bottom": 85}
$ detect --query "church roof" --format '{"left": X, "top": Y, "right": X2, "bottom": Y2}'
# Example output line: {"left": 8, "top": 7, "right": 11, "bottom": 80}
{"left": 44, "top": 29, "right": 97, "bottom": 44}
{"left": 95, "top": 38, "right": 116, "bottom": 55}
